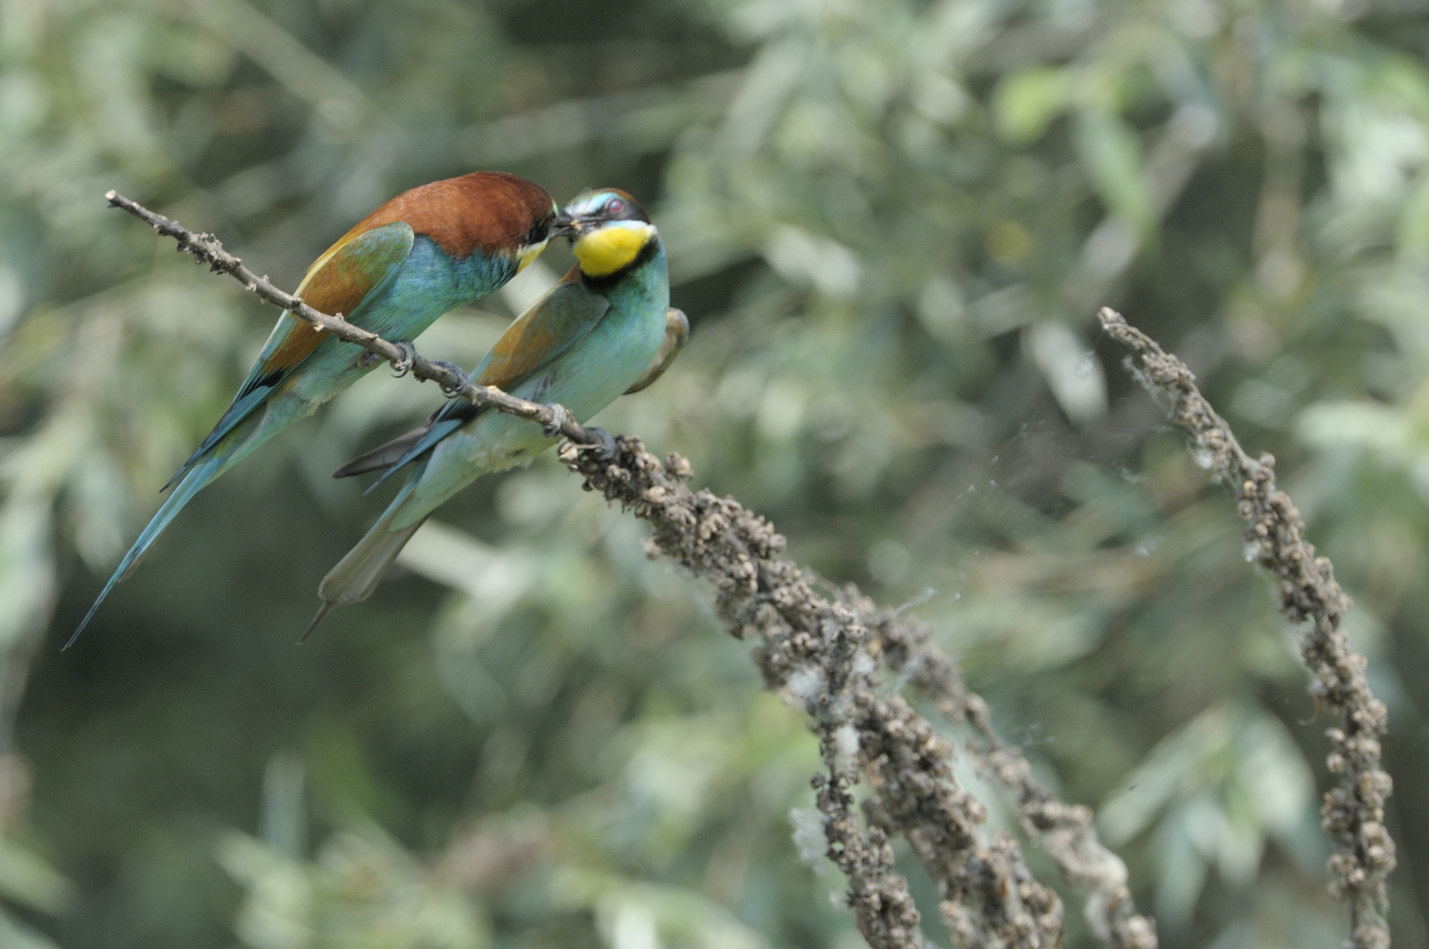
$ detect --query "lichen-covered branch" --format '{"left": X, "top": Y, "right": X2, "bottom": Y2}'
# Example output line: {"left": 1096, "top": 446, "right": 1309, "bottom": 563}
{"left": 558, "top": 444, "right": 1157, "bottom": 949}
{"left": 1098, "top": 307, "right": 1395, "bottom": 949}
{"left": 858, "top": 602, "right": 1153, "bottom": 948}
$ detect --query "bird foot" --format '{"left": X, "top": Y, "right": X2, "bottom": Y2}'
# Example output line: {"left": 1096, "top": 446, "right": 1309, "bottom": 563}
{"left": 429, "top": 361, "right": 469, "bottom": 395}
{"left": 539, "top": 409, "right": 615, "bottom": 457}
{"left": 389, "top": 340, "right": 419, "bottom": 377}
{"left": 588, "top": 426, "right": 618, "bottom": 458}
{"left": 575, "top": 425, "right": 618, "bottom": 459}
{"left": 541, "top": 403, "right": 576, "bottom": 439}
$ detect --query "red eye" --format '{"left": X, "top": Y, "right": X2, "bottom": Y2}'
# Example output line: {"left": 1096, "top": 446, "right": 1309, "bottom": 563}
{"left": 605, "top": 197, "right": 625, "bottom": 216}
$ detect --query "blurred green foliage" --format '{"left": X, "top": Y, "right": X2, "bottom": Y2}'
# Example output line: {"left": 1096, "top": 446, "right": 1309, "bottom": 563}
{"left": 4, "top": 0, "right": 1429, "bottom": 945}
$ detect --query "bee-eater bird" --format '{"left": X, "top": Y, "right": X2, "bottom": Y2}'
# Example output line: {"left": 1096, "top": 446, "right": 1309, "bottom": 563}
{"left": 70, "top": 171, "right": 564, "bottom": 647}
{"left": 305, "top": 188, "right": 681, "bottom": 635}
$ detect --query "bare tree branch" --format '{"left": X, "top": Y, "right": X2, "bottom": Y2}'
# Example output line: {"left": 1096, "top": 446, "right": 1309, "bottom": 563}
{"left": 1098, "top": 307, "right": 1395, "bottom": 949}
{"left": 104, "top": 190, "right": 603, "bottom": 448}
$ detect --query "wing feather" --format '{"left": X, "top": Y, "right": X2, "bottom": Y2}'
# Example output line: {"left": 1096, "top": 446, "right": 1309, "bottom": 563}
{"left": 240, "top": 221, "right": 416, "bottom": 391}
{"left": 335, "top": 265, "right": 609, "bottom": 486}
{"left": 469, "top": 267, "right": 608, "bottom": 389}
{"left": 163, "top": 222, "right": 416, "bottom": 489}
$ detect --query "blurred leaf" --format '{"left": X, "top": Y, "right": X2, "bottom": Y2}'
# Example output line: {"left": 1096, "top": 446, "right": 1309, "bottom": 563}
{"left": 0, "top": 913, "right": 61, "bottom": 949}
{"left": 0, "top": 836, "right": 71, "bottom": 914}
{"left": 993, "top": 67, "right": 1072, "bottom": 144}
{"left": 220, "top": 827, "right": 491, "bottom": 949}
{"left": 1099, "top": 703, "right": 1315, "bottom": 925}
{"left": 1073, "top": 107, "right": 1156, "bottom": 240}
{"left": 1024, "top": 321, "right": 1107, "bottom": 424}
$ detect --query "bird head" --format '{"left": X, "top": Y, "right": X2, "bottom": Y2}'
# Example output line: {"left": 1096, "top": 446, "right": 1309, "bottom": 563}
{"left": 556, "top": 189, "right": 658, "bottom": 278}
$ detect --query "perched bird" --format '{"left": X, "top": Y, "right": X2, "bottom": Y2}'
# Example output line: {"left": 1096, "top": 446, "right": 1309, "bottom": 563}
{"left": 70, "top": 171, "right": 564, "bottom": 647}
{"left": 306, "top": 188, "right": 681, "bottom": 634}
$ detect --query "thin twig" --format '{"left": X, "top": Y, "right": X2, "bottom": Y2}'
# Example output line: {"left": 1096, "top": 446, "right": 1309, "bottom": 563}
{"left": 104, "top": 190, "right": 602, "bottom": 448}
{"left": 1098, "top": 306, "right": 1394, "bottom": 949}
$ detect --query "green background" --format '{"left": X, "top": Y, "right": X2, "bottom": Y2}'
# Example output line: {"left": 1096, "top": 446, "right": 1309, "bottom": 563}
{"left": 3, "top": 0, "right": 1427, "bottom": 945}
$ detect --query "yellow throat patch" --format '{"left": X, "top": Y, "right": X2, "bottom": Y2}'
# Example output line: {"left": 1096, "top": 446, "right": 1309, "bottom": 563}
{"left": 573, "top": 222, "right": 654, "bottom": 278}
{"left": 514, "top": 239, "right": 549, "bottom": 274}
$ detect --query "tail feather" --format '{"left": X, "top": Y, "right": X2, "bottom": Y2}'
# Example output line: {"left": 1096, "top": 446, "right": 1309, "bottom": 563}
{"left": 67, "top": 451, "right": 233, "bottom": 649}
{"left": 160, "top": 386, "right": 272, "bottom": 492}
{"left": 331, "top": 424, "right": 431, "bottom": 480}
{"left": 304, "top": 501, "right": 429, "bottom": 639}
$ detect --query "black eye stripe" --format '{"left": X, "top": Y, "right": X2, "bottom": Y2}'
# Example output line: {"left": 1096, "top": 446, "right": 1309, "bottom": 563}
{"left": 526, "top": 214, "right": 556, "bottom": 246}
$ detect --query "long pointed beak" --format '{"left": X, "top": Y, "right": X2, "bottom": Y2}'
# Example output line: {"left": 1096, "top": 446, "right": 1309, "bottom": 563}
{"left": 551, "top": 211, "right": 581, "bottom": 240}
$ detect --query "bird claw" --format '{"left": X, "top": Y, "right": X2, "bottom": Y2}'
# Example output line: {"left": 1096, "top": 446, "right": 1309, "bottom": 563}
{"left": 541, "top": 405, "right": 615, "bottom": 457}
{"left": 429, "top": 360, "right": 469, "bottom": 395}
{"left": 541, "top": 404, "right": 574, "bottom": 439}
{"left": 581, "top": 426, "right": 618, "bottom": 458}
{"left": 559, "top": 422, "right": 616, "bottom": 458}
{"left": 390, "top": 341, "right": 418, "bottom": 377}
